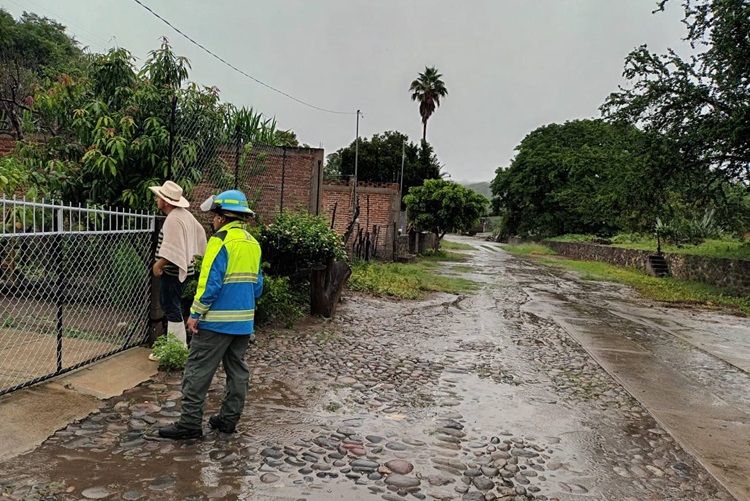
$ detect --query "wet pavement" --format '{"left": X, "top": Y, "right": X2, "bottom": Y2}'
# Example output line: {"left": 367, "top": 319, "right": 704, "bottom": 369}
{"left": 1, "top": 238, "right": 747, "bottom": 501}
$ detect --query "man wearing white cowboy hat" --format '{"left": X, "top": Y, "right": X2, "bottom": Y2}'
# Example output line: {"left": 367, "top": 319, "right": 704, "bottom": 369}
{"left": 148, "top": 180, "right": 207, "bottom": 360}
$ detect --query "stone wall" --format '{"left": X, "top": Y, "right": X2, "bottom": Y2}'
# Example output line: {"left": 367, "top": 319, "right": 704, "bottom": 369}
{"left": 545, "top": 241, "right": 750, "bottom": 293}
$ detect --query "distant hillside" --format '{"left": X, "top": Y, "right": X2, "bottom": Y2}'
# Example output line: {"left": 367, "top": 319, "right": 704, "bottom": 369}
{"left": 461, "top": 181, "right": 492, "bottom": 199}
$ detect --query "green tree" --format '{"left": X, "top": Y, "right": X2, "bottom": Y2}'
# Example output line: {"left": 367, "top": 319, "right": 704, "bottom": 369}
{"left": 409, "top": 66, "right": 448, "bottom": 142}
{"left": 404, "top": 178, "right": 488, "bottom": 242}
{"left": 490, "top": 119, "right": 684, "bottom": 238}
{"left": 13, "top": 39, "right": 277, "bottom": 209}
{"left": 273, "top": 129, "right": 299, "bottom": 147}
{"left": 333, "top": 131, "right": 442, "bottom": 201}
{"left": 601, "top": 0, "right": 750, "bottom": 186}
{"left": 324, "top": 151, "right": 342, "bottom": 180}
{"left": 0, "top": 9, "right": 83, "bottom": 139}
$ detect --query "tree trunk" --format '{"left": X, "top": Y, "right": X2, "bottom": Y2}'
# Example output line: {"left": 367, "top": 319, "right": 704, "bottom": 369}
{"left": 422, "top": 119, "right": 427, "bottom": 142}
{"left": 310, "top": 258, "right": 352, "bottom": 318}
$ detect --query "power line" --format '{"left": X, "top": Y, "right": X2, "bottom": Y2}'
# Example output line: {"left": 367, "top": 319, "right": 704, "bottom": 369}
{"left": 129, "top": 0, "right": 357, "bottom": 115}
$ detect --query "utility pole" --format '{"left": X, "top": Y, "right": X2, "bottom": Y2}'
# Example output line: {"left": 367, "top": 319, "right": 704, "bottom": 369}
{"left": 399, "top": 139, "right": 405, "bottom": 200}
{"left": 353, "top": 110, "right": 361, "bottom": 219}
{"left": 399, "top": 140, "right": 406, "bottom": 233}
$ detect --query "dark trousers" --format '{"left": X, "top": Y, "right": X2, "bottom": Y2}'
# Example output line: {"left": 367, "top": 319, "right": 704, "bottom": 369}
{"left": 178, "top": 329, "right": 251, "bottom": 430}
{"left": 159, "top": 274, "right": 186, "bottom": 323}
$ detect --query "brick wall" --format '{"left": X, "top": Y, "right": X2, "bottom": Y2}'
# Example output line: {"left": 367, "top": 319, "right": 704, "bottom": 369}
{"left": 182, "top": 145, "right": 324, "bottom": 228}
{"left": 322, "top": 180, "right": 400, "bottom": 260}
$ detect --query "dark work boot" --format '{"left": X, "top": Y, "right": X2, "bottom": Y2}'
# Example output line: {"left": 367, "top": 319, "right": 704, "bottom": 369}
{"left": 158, "top": 423, "right": 203, "bottom": 440}
{"left": 208, "top": 414, "right": 237, "bottom": 434}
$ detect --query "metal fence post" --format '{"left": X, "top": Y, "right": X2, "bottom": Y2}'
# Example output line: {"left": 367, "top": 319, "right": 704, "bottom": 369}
{"left": 280, "top": 145, "right": 287, "bottom": 211}
{"left": 54, "top": 205, "right": 64, "bottom": 372}
{"left": 234, "top": 123, "right": 241, "bottom": 190}
{"left": 148, "top": 216, "right": 166, "bottom": 344}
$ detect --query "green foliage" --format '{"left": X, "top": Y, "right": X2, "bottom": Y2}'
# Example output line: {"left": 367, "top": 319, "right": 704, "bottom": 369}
{"left": 502, "top": 244, "right": 557, "bottom": 256}
{"left": 409, "top": 66, "right": 448, "bottom": 141}
{"left": 404, "top": 179, "right": 488, "bottom": 241}
{"left": 349, "top": 259, "right": 477, "bottom": 299}
{"left": 609, "top": 233, "right": 645, "bottom": 244}
{"left": 490, "top": 119, "right": 677, "bottom": 239}
{"left": 609, "top": 236, "right": 750, "bottom": 260}
{"left": 547, "top": 234, "right": 599, "bottom": 243}
{"left": 4, "top": 36, "right": 279, "bottom": 209}
{"left": 656, "top": 209, "right": 722, "bottom": 246}
{"left": 257, "top": 210, "right": 346, "bottom": 277}
{"left": 0, "top": 155, "right": 34, "bottom": 193}
{"left": 0, "top": 9, "right": 84, "bottom": 139}
{"left": 333, "top": 131, "right": 442, "bottom": 205}
{"left": 151, "top": 333, "right": 189, "bottom": 371}
{"left": 181, "top": 255, "right": 203, "bottom": 300}
{"left": 255, "top": 275, "right": 304, "bottom": 328}
{"left": 110, "top": 241, "right": 146, "bottom": 308}
{"left": 419, "top": 249, "right": 468, "bottom": 262}
{"left": 536, "top": 257, "right": 750, "bottom": 316}
{"left": 440, "top": 240, "right": 475, "bottom": 251}
{"left": 273, "top": 129, "right": 299, "bottom": 147}
{"left": 181, "top": 255, "right": 304, "bottom": 328}
{"left": 602, "top": 0, "right": 750, "bottom": 186}
{"left": 0, "top": 312, "right": 16, "bottom": 329}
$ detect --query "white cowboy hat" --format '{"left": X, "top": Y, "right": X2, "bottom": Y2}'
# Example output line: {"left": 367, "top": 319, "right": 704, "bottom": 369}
{"left": 149, "top": 180, "right": 190, "bottom": 208}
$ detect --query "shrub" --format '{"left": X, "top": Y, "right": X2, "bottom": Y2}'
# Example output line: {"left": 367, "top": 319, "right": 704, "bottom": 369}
{"left": 151, "top": 333, "right": 189, "bottom": 372}
{"left": 182, "top": 255, "right": 203, "bottom": 301}
{"left": 256, "top": 210, "right": 346, "bottom": 277}
{"left": 110, "top": 241, "right": 146, "bottom": 308}
{"left": 255, "top": 274, "right": 304, "bottom": 328}
{"left": 182, "top": 257, "right": 303, "bottom": 329}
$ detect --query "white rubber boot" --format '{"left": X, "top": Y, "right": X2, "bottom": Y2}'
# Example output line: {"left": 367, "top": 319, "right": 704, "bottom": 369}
{"left": 169, "top": 321, "right": 188, "bottom": 348}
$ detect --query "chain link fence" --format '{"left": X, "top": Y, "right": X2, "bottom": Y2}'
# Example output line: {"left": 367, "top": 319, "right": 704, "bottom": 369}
{"left": 163, "top": 97, "right": 324, "bottom": 227}
{"left": 0, "top": 196, "right": 154, "bottom": 396}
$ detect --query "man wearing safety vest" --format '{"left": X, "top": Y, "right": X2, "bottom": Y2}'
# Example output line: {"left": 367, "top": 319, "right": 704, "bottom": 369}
{"left": 159, "top": 189, "right": 263, "bottom": 440}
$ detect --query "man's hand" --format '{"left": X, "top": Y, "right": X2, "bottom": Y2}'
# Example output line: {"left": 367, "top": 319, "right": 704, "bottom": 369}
{"left": 186, "top": 317, "right": 199, "bottom": 334}
{"left": 152, "top": 262, "right": 163, "bottom": 277}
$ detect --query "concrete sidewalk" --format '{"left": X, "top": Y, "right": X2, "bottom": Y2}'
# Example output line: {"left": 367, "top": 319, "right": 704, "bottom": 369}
{"left": 523, "top": 287, "right": 750, "bottom": 501}
{"left": 0, "top": 347, "right": 157, "bottom": 461}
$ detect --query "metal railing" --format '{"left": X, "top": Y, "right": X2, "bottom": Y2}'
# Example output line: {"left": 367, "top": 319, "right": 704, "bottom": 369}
{"left": 0, "top": 196, "right": 155, "bottom": 396}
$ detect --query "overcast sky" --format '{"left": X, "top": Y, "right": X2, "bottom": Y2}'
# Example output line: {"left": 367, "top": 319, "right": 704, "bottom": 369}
{"left": 3, "top": 0, "right": 688, "bottom": 182}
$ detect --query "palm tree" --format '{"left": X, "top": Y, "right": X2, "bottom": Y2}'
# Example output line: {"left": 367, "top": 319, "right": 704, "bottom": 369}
{"left": 409, "top": 66, "right": 448, "bottom": 142}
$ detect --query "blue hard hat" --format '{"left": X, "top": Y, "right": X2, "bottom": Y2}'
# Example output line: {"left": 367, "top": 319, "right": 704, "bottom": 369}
{"left": 210, "top": 190, "right": 255, "bottom": 217}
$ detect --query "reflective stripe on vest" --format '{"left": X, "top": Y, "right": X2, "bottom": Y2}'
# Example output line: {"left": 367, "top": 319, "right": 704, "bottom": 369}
{"left": 224, "top": 272, "right": 259, "bottom": 284}
{"left": 192, "top": 300, "right": 210, "bottom": 315}
{"left": 203, "top": 309, "right": 255, "bottom": 322}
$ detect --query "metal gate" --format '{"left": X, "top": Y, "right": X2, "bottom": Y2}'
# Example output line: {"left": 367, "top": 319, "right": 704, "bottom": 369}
{"left": 0, "top": 197, "right": 155, "bottom": 396}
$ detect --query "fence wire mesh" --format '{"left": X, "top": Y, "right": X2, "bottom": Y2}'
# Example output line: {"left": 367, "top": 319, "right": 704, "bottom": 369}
{"left": 166, "top": 101, "right": 323, "bottom": 227}
{"left": 0, "top": 197, "right": 154, "bottom": 396}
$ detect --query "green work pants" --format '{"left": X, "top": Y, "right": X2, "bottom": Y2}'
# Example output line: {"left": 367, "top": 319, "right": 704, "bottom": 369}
{"left": 178, "top": 329, "right": 251, "bottom": 430}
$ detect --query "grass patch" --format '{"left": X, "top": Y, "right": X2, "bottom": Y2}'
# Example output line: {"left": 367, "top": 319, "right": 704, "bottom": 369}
{"left": 450, "top": 265, "right": 474, "bottom": 273}
{"left": 503, "top": 244, "right": 557, "bottom": 256}
{"left": 440, "top": 240, "right": 475, "bottom": 251}
{"left": 537, "top": 258, "right": 750, "bottom": 316}
{"left": 547, "top": 234, "right": 598, "bottom": 243}
{"left": 550, "top": 233, "right": 750, "bottom": 260}
{"left": 349, "top": 259, "right": 478, "bottom": 299}
{"left": 419, "top": 249, "right": 469, "bottom": 262}
{"left": 610, "top": 238, "right": 750, "bottom": 260}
